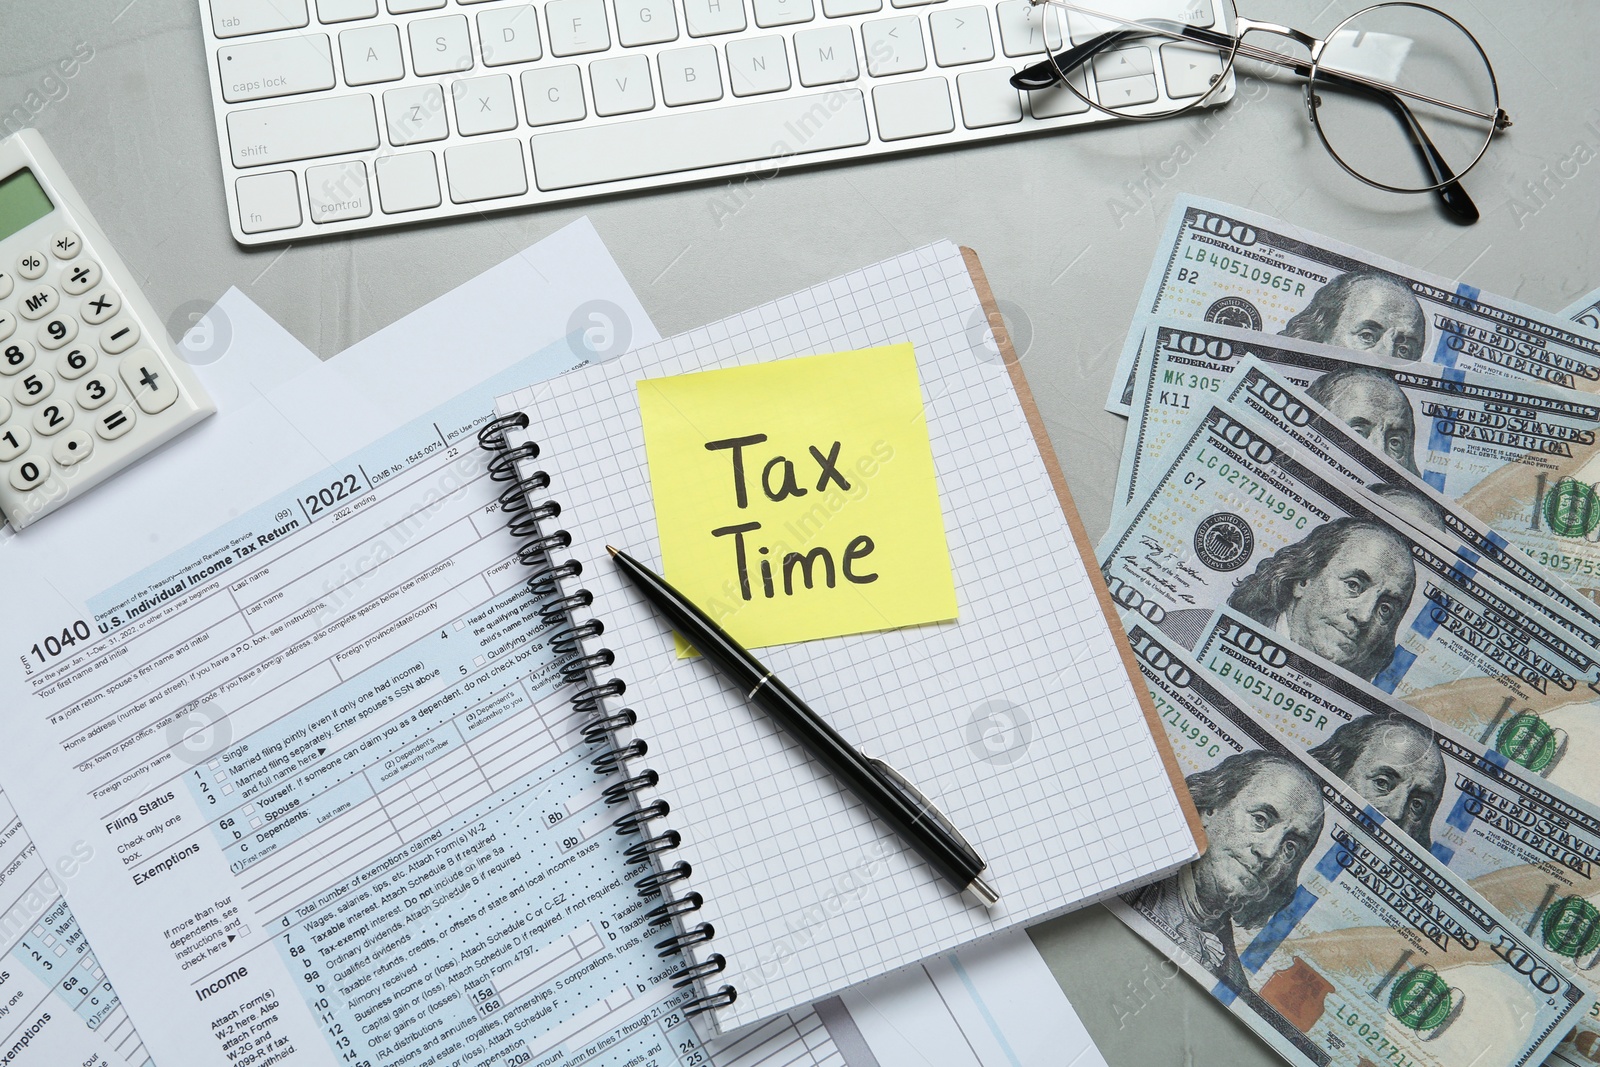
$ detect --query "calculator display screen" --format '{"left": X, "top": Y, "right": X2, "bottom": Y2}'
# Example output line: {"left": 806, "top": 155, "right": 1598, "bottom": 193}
{"left": 0, "top": 169, "right": 53, "bottom": 242}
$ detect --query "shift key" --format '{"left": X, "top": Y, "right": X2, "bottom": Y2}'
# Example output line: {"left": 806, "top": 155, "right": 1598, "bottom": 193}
{"left": 227, "top": 94, "right": 379, "bottom": 167}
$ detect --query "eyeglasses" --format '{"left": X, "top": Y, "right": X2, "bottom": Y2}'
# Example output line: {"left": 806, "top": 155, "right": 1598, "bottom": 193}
{"left": 1009, "top": 1, "right": 1511, "bottom": 223}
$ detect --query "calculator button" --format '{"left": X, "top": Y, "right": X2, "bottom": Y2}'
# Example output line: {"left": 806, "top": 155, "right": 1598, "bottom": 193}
{"left": 99, "top": 317, "right": 140, "bottom": 354}
{"left": 14, "top": 371, "right": 54, "bottom": 406}
{"left": 56, "top": 346, "right": 96, "bottom": 380}
{"left": 0, "top": 396, "right": 9, "bottom": 424}
{"left": 0, "top": 311, "right": 13, "bottom": 343}
{"left": 0, "top": 270, "right": 12, "bottom": 299}
{"left": 37, "top": 315, "right": 76, "bottom": 350}
{"left": 0, "top": 426, "right": 27, "bottom": 461}
{"left": 96, "top": 405, "right": 136, "bottom": 440}
{"left": 52, "top": 430, "right": 93, "bottom": 467}
{"left": 121, "top": 354, "right": 179, "bottom": 414}
{"left": 1, "top": 340, "right": 35, "bottom": 374}
{"left": 61, "top": 261, "right": 100, "bottom": 295}
{"left": 50, "top": 231, "right": 82, "bottom": 261}
{"left": 76, "top": 375, "right": 116, "bottom": 409}
{"left": 16, "top": 251, "right": 46, "bottom": 280}
{"left": 32, "top": 402, "right": 72, "bottom": 436}
{"left": 9, "top": 454, "right": 49, "bottom": 492}
{"left": 82, "top": 289, "right": 120, "bottom": 325}
{"left": 17, "top": 285, "right": 59, "bottom": 320}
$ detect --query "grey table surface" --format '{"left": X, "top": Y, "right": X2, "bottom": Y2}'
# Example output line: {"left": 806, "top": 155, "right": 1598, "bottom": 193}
{"left": 4, "top": 1, "right": 1598, "bottom": 1062}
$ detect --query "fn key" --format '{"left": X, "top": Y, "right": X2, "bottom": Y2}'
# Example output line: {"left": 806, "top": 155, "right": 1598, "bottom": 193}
{"left": 119, "top": 353, "right": 180, "bottom": 414}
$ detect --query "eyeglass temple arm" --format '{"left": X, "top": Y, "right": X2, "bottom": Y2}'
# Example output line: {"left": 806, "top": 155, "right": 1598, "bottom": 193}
{"left": 1310, "top": 68, "right": 1478, "bottom": 224}
{"left": 1010, "top": 21, "right": 1233, "bottom": 91}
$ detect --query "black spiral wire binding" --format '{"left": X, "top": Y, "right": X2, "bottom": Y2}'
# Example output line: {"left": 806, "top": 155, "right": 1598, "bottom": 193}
{"left": 477, "top": 411, "right": 734, "bottom": 1019}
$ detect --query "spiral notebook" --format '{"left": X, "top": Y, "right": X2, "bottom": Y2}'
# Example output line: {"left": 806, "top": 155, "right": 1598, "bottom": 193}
{"left": 482, "top": 244, "right": 1205, "bottom": 1035}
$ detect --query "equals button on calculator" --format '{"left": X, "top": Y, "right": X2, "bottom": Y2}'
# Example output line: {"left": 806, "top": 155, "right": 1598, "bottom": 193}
{"left": 0, "top": 129, "right": 214, "bottom": 529}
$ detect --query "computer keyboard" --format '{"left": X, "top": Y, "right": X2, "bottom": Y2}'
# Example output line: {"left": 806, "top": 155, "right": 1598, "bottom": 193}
{"left": 197, "top": 0, "right": 1233, "bottom": 244}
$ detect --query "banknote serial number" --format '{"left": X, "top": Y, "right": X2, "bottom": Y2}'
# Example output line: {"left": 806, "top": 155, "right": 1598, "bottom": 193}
{"left": 1531, "top": 549, "right": 1600, "bottom": 577}
{"left": 1179, "top": 248, "right": 1308, "bottom": 295}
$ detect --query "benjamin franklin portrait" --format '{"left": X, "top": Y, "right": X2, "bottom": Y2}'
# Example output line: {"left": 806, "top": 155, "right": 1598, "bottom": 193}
{"left": 1282, "top": 271, "right": 1427, "bottom": 362}
{"left": 1309, "top": 715, "right": 1445, "bottom": 848}
{"left": 1227, "top": 517, "right": 1417, "bottom": 682}
{"left": 1127, "top": 751, "right": 1324, "bottom": 993}
{"left": 1306, "top": 367, "right": 1421, "bottom": 475}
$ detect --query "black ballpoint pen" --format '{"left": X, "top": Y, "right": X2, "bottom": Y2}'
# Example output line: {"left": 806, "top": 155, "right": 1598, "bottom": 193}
{"left": 607, "top": 545, "right": 999, "bottom": 908}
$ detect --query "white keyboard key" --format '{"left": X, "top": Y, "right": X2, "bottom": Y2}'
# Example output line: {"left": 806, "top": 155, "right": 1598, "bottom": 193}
{"left": 16, "top": 251, "right": 45, "bottom": 280}
{"left": 444, "top": 139, "right": 528, "bottom": 201}
{"left": 218, "top": 34, "right": 336, "bottom": 103}
{"left": 1, "top": 340, "right": 34, "bottom": 373}
{"left": 18, "top": 286, "right": 57, "bottom": 320}
{"left": 591, "top": 55, "right": 655, "bottom": 116}
{"left": 547, "top": 0, "right": 611, "bottom": 56}
{"left": 794, "top": 26, "right": 857, "bottom": 85}
{"left": 33, "top": 401, "right": 71, "bottom": 436}
{"left": 1160, "top": 41, "right": 1225, "bottom": 99}
{"left": 14, "top": 371, "right": 53, "bottom": 406}
{"left": 659, "top": 46, "right": 723, "bottom": 106}
{"left": 120, "top": 355, "right": 180, "bottom": 415}
{"left": 615, "top": 0, "right": 679, "bottom": 46}
{"left": 478, "top": 6, "right": 543, "bottom": 64}
{"left": 1100, "top": 72, "right": 1157, "bottom": 106}
{"left": 410, "top": 15, "right": 473, "bottom": 75}
{"left": 753, "top": 0, "right": 812, "bottom": 27}
{"left": 211, "top": 0, "right": 309, "bottom": 37}
{"left": 56, "top": 345, "right": 95, "bottom": 380}
{"left": 318, "top": 0, "right": 377, "bottom": 21}
{"left": 863, "top": 17, "right": 925, "bottom": 76}
{"left": 236, "top": 170, "right": 303, "bottom": 232}
{"left": 0, "top": 426, "right": 27, "bottom": 462}
{"left": 82, "top": 289, "right": 119, "bottom": 325}
{"left": 340, "top": 24, "right": 405, "bottom": 85}
{"left": 1028, "top": 67, "right": 1088, "bottom": 117}
{"left": 822, "top": 0, "right": 878, "bottom": 16}
{"left": 530, "top": 89, "right": 869, "bottom": 189}
{"left": 37, "top": 315, "right": 76, "bottom": 350}
{"left": 52, "top": 430, "right": 93, "bottom": 468}
{"left": 684, "top": 0, "right": 746, "bottom": 36}
{"left": 306, "top": 160, "right": 374, "bottom": 221}
{"left": 99, "top": 318, "right": 139, "bottom": 354}
{"left": 8, "top": 454, "right": 48, "bottom": 492}
{"left": 1093, "top": 46, "right": 1153, "bottom": 82}
{"left": 76, "top": 375, "right": 116, "bottom": 410}
{"left": 891, "top": 0, "right": 942, "bottom": 8}
{"left": 61, "top": 261, "right": 99, "bottom": 295}
{"left": 931, "top": 7, "right": 992, "bottom": 65}
{"left": 872, "top": 76, "right": 953, "bottom": 138}
{"left": 375, "top": 151, "right": 442, "bottom": 211}
{"left": 726, "top": 36, "right": 790, "bottom": 96}
{"left": 95, "top": 404, "right": 136, "bottom": 441}
{"left": 995, "top": 0, "right": 1057, "bottom": 57}
{"left": 452, "top": 74, "right": 518, "bottom": 134}
{"left": 523, "top": 66, "right": 588, "bottom": 125}
{"left": 227, "top": 94, "right": 379, "bottom": 166}
{"left": 388, "top": 0, "right": 444, "bottom": 11}
{"left": 49, "top": 231, "right": 80, "bottom": 260}
{"left": 384, "top": 83, "right": 448, "bottom": 143}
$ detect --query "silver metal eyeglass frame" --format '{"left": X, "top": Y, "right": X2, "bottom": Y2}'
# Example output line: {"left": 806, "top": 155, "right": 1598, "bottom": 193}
{"left": 1011, "top": 1, "right": 1513, "bottom": 223}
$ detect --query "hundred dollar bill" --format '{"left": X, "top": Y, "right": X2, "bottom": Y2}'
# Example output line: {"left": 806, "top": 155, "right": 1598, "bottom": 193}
{"left": 1106, "top": 196, "right": 1600, "bottom": 415}
{"left": 1120, "top": 319, "right": 1600, "bottom": 604}
{"left": 1112, "top": 621, "right": 1594, "bottom": 1067}
{"left": 1099, "top": 400, "right": 1600, "bottom": 725}
{"left": 1174, "top": 356, "right": 1600, "bottom": 644}
{"left": 1190, "top": 606, "right": 1600, "bottom": 1065}
{"left": 1564, "top": 289, "right": 1600, "bottom": 331}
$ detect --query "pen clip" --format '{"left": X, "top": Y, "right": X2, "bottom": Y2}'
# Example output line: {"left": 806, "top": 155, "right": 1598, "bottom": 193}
{"left": 865, "top": 756, "right": 984, "bottom": 870}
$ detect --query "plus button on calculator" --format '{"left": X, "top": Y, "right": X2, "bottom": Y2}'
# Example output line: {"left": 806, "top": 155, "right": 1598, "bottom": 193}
{"left": 0, "top": 130, "right": 214, "bottom": 529}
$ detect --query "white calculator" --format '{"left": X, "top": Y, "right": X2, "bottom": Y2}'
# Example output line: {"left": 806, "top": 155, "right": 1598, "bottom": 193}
{"left": 0, "top": 130, "right": 214, "bottom": 529}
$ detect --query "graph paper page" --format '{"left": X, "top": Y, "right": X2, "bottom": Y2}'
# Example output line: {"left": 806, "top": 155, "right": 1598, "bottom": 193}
{"left": 496, "top": 243, "right": 1199, "bottom": 1032}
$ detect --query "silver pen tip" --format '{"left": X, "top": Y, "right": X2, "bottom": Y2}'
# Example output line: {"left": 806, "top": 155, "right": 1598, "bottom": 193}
{"left": 966, "top": 874, "right": 1000, "bottom": 908}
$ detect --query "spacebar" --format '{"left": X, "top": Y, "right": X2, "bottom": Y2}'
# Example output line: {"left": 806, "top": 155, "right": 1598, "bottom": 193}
{"left": 530, "top": 90, "right": 870, "bottom": 191}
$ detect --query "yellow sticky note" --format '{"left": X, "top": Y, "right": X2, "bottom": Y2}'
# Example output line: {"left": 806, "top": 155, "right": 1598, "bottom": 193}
{"left": 637, "top": 344, "right": 957, "bottom": 652}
